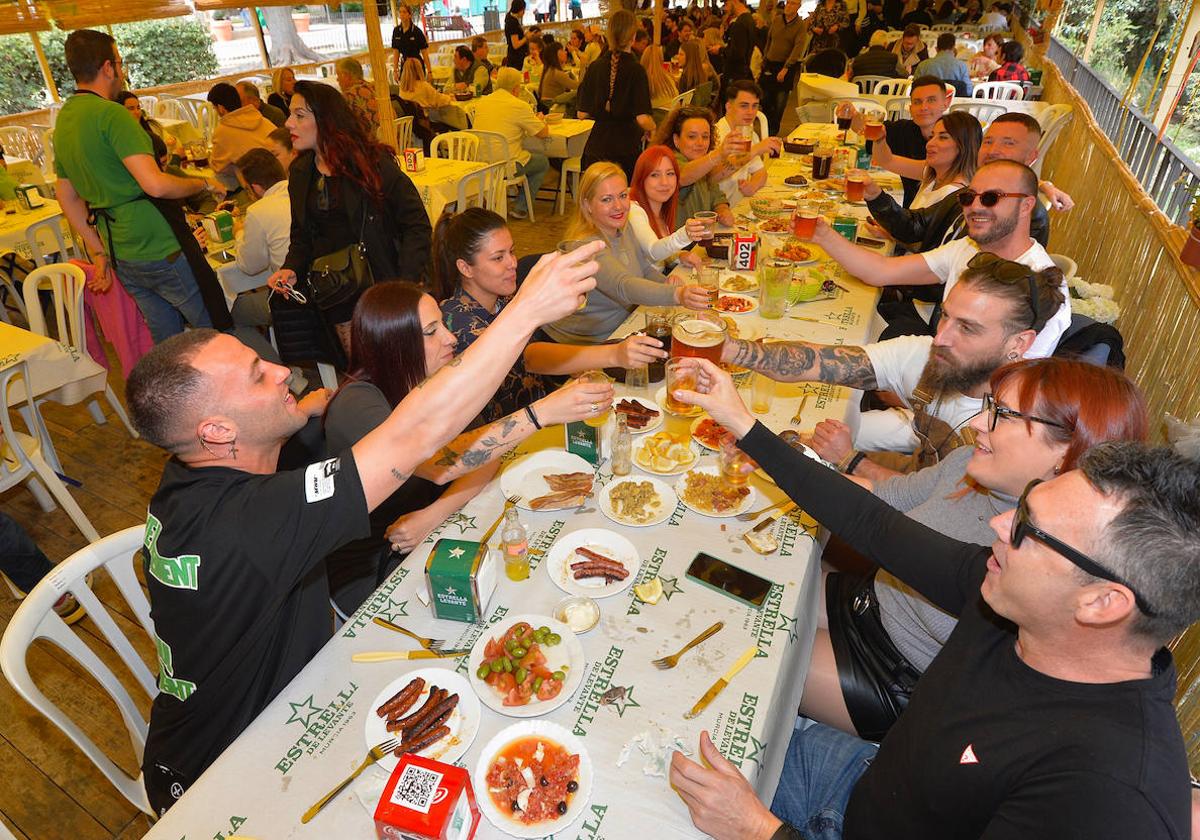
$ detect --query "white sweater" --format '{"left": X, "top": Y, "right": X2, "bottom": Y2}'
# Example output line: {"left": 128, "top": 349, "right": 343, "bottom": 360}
{"left": 627, "top": 202, "right": 695, "bottom": 266}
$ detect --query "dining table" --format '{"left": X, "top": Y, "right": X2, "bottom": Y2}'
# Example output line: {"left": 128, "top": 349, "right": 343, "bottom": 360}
{"left": 0, "top": 198, "right": 64, "bottom": 261}
{"left": 406, "top": 156, "right": 492, "bottom": 221}
{"left": 140, "top": 149, "right": 889, "bottom": 840}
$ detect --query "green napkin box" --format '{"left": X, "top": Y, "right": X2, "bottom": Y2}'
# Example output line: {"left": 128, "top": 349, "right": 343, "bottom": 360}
{"left": 425, "top": 538, "right": 497, "bottom": 623}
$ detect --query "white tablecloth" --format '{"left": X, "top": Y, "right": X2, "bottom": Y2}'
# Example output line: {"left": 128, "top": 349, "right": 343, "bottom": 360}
{"left": 0, "top": 199, "right": 64, "bottom": 260}
{"left": 141, "top": 153, "right": 885, "bottom": 840}
{"left": 407, "top": 157, "right": 490, "bottom": 221}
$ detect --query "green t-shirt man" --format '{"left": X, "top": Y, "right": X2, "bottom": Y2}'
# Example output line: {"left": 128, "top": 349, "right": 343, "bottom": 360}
{"left": 673, "top": 149, "right": 726, "bottom": 229}
{"left": 53, "top": 92, "right": 179, "bottom": 263}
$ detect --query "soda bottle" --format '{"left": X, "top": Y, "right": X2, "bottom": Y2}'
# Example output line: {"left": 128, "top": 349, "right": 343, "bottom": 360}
{"left": 611, "top": 413, "right": 632, "bottom": 476}
{"left": 501, "top": 507, "right": 529, "bottom": 581}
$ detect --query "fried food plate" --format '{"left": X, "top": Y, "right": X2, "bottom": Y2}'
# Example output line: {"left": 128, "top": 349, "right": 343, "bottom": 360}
{"left": 720, "top": 273, "right": 759, "bottom": 293}
{"left": 545, "top": 527, "right": 641, "bottom": 598}
{"left": 713, "top": 293, "right": 758, "bottom": 314}
{"left": 468, "top": 614, "right": 585, "bottom": 718}
{"left": 691, "top": 416, "right": 734, "bottom": 451}
{"left": 613, "top": 395, "right": 663, "bottom": 434}
{"left": 500, "top": 451, "right": 595, "bottom": 512}
{"left": 474, "top": 720, "right": 594, "bottom": 839}
{"left": 598, "top": 475, "right": 677, "bottom": 527}
{"left": 675, "top": 465, "right": 758, "bottom": 518}
{"left": 364, "top": 667, "right": 481, "bottom": 773}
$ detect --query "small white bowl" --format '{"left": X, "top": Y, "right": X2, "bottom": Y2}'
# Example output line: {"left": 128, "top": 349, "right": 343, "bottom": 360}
{"left": 553, "top": 596, "right": 600, "bottom": 634}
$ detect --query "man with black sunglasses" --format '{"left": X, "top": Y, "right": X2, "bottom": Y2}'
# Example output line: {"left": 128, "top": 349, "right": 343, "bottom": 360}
{"left": 670, "top": 362, "right": 1200, "bottom": 840}
{"left": 802, "top": 159, "right": 1071, "bottom": 358}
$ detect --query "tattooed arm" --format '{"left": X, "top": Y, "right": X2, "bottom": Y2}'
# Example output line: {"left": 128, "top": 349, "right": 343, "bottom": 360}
{"left": 721, "top": 339, "right": 879, "bottom": 389}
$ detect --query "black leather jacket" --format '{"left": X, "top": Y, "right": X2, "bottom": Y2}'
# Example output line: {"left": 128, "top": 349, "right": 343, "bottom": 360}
{"left": 865, "top": 186, "right": 1050, "bottom": 252}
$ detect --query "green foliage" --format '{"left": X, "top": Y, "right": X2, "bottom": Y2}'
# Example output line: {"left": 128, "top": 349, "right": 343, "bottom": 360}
{"left": 115, "top": 19, "right": 220, "bottom": 90}
{"left": 0, "top": 31, "right": 68, "bottom": 115}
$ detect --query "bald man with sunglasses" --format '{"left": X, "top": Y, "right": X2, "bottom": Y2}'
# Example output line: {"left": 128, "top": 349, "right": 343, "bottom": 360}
{"left": 801, "top": 159, "right": 1071, "bottom": 359}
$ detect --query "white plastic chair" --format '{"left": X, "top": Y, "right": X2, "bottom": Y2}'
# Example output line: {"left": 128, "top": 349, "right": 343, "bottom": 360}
{"left": 828, "top": 97, "right": 887, "bottom": 122}
{"left": 0, "top": 126, "right": 42, "bottom": 166}
{"left": 1050, "top": 254, "right": 1077, "bottom": 283}
{"left": 21, "top": 264, "right": 138, "bottom": 439}
{"left": 949, "top": 100, "right": 1006, "bottom": 127}
{"left": 884, "top": 96, "right": 911, "bottom": 121}
{"left": 136, "top": 94, "right": 159, "bottom": 114}
{"left": 0, "top": 360, "right": 100, "bottom": 542}
{"left": 468, "top": 129, "right": 535, "bottom": 222}
{"left": 556, "top": 155, "right": 581, "bottom": 216}
{"left": 874, "top": 78, "right": 911, "bottom": 98}
{"left": 25, "top": 216, "right": 80, "bottom": 266}
{"left": 456, "top": 161, "right": 507, "bottom": 211}
{"left": 755, "top": 110, "right": 769, "bottom": 143}
{"left": 394, "top": 116, "right": 414, "bottom": 151}
{"left": 1033, "top": 104, "right": 1073, "bottom": 175}
{"left": 151, "top": 97, "right": 185, "bottom": 121}
{"left": 931, "top": 23, "right": 956, "bottom": 32}
{"left": 430, "top": 130, "right": 481, "bottom": 161}
{"left": 0, "top": 525, "right": 154, "bottom": 815}
{"left": 973, "top": 81, "right": 1023, "bottom": 101}
{"left": 852, "top": 75, "right": 890, "bottom": 94}
{"left": 176, "top": 98, "right": 217, "bottom": 144}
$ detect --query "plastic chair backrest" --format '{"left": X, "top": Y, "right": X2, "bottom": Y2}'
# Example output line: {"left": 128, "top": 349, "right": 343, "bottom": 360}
{"left": 178, "top": 98, "right": 217, "bottom": 142}
{"left": 0, "top": 361, "right": 44, "bottom": 490}
{"left": 973, "top": 81, "right": 1023, "bottom": 100}
{"left": 755, "top": 110, "right": 768, "bottom": 142}
{"left": 1034, "top": 105, "right": 1073, "bottom": 173}
{"left": 0, "top": 125, "right": 41, "bottom": 164}
{"left": 668, "top": 89, "right": 694, "bottom": 111}
{"left": 37, "top": 126, "right": 54, "bottom": 180}
{"left": 875, "top": 78, "right": 911, "bottom": 98}
{"left": 24, "top": 217, "right": 76, "bottom": 267}
{"left": 394, "top": 116, "right": 414, "bottom": 152}
{"left": 949, "top": 100, "right": 1005, "bottom": 127}
{"left": 137, "top": 94, "right": 159, "bottom": 113}
{"left": 829, "top": 97, "right": 886, "bottom": 122}
{"left": 152, "top": 97, "right": 185, "bottom": 120}
{"left": 456, "top": 161, "right": 506, "bottom": 211}
{"left": 853, "top": 75, "right": 890, "bottom": 94}
{"left": 0, "top": 525, "right": 156, "bottom": 815}
{"left": 22, "top": 263, "right": 86, "bottom": 348}
{"left": 1050, "top": 253, "right": 1077, "bottom": 282}
{"left": 884, "top": 96, "right": 911, "bottom": 121}
{"left": 467, "top": 129, "right": 516, "bottom": 177}
{"left": 430, "top": 130, "right": 480, "bottom": 161}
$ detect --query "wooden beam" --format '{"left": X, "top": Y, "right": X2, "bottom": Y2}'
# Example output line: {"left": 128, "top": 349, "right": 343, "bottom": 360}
{"left": 1080, "top": 0, "right": 1106, "bottom": 63}
{"left": 1041, "top": 0, "right": 1068, "bottom": 40}
{"left": 654, "top": 0, "right": 662, "bottom": 46}
{"left": 250, "top": 6, "right": 271, "bottom": 69}
{"left": 363, "top": 0, "right": 399, "bottom": 149}
{"left": 1154, "top": 0, "right": 1200, "bottom": 126}
{"left": 30, "top": 32, "right": 59, "bottom": 103}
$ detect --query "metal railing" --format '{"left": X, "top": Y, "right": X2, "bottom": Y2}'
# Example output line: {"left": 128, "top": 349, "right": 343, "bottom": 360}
{"left": 1045, "top": 35, "right": 1200, "bottom": 225}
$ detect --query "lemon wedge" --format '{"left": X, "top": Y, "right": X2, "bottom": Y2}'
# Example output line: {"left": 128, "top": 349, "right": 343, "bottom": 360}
{"left": 634, "top": 577, "right": 664, "bottom": 605}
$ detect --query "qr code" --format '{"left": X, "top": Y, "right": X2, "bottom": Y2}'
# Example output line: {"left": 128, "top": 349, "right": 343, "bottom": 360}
{"left": 390, "top": 764, "right": 443, "bottom": 814}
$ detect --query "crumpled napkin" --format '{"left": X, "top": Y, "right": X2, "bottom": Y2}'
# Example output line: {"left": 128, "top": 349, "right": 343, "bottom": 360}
{"left": 616, "top": 727, "right": 692, "bottom": 778}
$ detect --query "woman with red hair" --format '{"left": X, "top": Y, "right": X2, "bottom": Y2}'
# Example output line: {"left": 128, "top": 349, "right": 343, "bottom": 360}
{"left": 801, "top": 357, "right": 1150, "bottom": 742}
{"left": 267, "top": 80, "right": 432, "bottom": 357}
{"left": 628, "top": 145, "right": 707, "bottom": 269}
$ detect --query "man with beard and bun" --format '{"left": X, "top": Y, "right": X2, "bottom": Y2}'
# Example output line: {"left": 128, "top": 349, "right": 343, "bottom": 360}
{"left": 719, "top": 256, "right": 1066, "bottom": 482}
{"left": 800, "top": 159, "right": 1070, "bottom": 359}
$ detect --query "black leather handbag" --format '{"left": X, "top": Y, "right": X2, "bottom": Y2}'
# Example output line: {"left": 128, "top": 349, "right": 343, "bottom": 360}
{"left": 304, "top": 212, "right": 374, "bottom": 312}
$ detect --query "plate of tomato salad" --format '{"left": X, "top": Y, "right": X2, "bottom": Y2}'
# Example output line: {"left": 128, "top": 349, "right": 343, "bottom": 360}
{"left": 467, "top": 614, "right": 586, "bottom": 718}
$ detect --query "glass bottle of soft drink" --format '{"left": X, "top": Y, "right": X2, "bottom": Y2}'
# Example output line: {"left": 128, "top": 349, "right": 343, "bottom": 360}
{"left": 501, "top": 508, "right": 529, "bottom": 581}
{"left": 611, "top": 413, "right": 632, "bottom": 476}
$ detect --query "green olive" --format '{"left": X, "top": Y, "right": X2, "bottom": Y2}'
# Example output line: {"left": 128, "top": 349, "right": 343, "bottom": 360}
{"left": 477, "top": 664, "right": 490, "bottom": 680}
{"left": 552, "top": 670, "right": 566, "bottom": 681}
{"left": 548, "top": 633, "right": 562, "bottom": 645}
{"left": 505, "top": 638, "right": 518, "bottom": 651}
{"left": 488, "top": 659, "right": 502, "bottom": 674}
{"left": 512, "top": 646, "right": 527, "bottom": 659}
{"left": 533, "top": 676, "right": 544, "bottom": 692}
{"left": 515, "top": 667, "right": 527, "bottom": 684}
{"left": 502, "top": 656, "right": 513, "bottom": 672}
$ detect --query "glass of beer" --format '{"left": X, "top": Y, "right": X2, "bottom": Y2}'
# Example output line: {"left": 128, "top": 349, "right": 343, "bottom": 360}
{"left": 693, "top": 210, "right": 718, "bottom": 247}
{"left": 751, "top": 372, "right": 774, "bottom": 414}
{"left": 759, "top": 259, "right": 792, "bottom": 319}
{"left": 864, "top": 118, "right": 884, "bottom": 141}
{"left": 557, "top": 239, "right": 592, "bottom": 310}
{"left": 812, "top": 145, "right": 833, "bottom": 180}
{"left": 792, "top": 202, "right": 819, "bottom": 239}
{"left": 670, "top": 311, "right": 726, "bottom": 362}
{"left": 664, "top": 358, "right": 703, "bottom": 417}
{"left": 696, "top": 266, "right": 719, "bottom": 307}
{"left": 719, "top": 441, "right": 754, "bottom": 487}
{"left": 845, "top": 170, "right": 866, "bottom": 203}
{"left": 577, "top": 369, "right": 613, "bottom": 427}
{"left": 646, "top": 309, "right": 671, "bottom": 382}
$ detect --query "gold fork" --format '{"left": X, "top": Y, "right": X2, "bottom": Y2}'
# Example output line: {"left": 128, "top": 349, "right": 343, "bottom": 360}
{"left": 651, "top": 621, "right": 724, "bottom": 670}
{"left": 372, "top": 616, "right": 445, "bottom": 651}
{"left": 301, "top": 737, "right": 399, "bottom": 824}
{"left": 476, "top": 494, "right": 522, "bottom": 554}
{"left": 789, "top": 394, "right": 810, "bottom": 427}
{"left": 735, "top": 497, "right": 793, "bottom": 522}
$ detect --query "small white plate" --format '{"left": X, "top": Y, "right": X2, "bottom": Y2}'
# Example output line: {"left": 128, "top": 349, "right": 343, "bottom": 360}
{"left": 675, "top": 465, "right": 758, "bottom": 518}
{"left": 500, "top": 451, "right": 594, "bottom": 512}
{"left": 598, "top": 476, "right": 677, "bottom": 527}
{"left": 545, "top": 528, "right": 640, "bottom": 598}
{"left": 474, "top": 720, "right": 593, "bottom": 839}
{"left": 720, "top": 273, "right": 759, "bottom": 294}
{"left": 467, "top": 614, "right": 585, "bottom": 718}
{"left": 653, "top": 385, "right": 704, "bottom": 419}
{"left": 363, "top": 667, "right": 481, "bottom": 773}
{"left": 632, "top": 433, "right": 699, "bottom": 475}
{"left": 713, "top": 293, "right": 759, "bottom": 314}
{"left": 614, "top": 396, "right": 663, "bottom": 434}
{"left": 690, "top": 416, "right": 733, "bottom": 451}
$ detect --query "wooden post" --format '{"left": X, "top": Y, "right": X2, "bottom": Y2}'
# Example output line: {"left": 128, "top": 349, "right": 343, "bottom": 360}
{"left": 250, "top": 7, "right": 272, "bottom": 69}
{"left": 1154, "top": 0, "right": 1200, "bottom": 126}
{"left": 364, "top": 0, "right": 400, "bottom": 148}
{"left": 1041, "top": 0, "right": 1068, "bottom": 40}
{"left": 654, "top": 0, "right": 663, "bottom": 46}
{"left": 30, "top": 32, "right": 59, "bottom": 103}
{"left": 1080, "top": 0, "right": 1106, "bottom": 63}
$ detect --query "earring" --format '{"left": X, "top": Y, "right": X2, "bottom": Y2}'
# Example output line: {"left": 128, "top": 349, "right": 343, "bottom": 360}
{"left": 1053, "top": 463, "right": 1062, "bottom": 475}
{"left": 198, "top": 434, "right": 237, "bottom": 460}
{"left": 1006, "top": 352, "right": 1018, "bottom": 361}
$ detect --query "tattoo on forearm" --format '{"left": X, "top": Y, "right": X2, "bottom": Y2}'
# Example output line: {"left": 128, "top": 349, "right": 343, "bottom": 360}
{"left": 435, "top": 446, "right": 460, "bottom": 467}
{"left": 733, "top": 340, "right": 877, "bottom": 389}
{"left": 391, "top": 468, "right": 410, "bottom": 483}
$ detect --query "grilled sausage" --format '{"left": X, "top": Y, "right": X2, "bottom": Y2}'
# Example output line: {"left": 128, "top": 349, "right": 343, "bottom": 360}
{"left": 376, "top": 677, "right": 425, "bottom": 719}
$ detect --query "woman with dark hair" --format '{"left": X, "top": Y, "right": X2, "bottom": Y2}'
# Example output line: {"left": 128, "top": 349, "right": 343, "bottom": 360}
{"left": 577, "top": 8, "right": 656, "bottom": 180}
{"left": 538, "top": 40, "right": 579, "bottom": 105}
{"left": 322, "top": 281, "right": 612, "bottom": 615}
{"left": 267, "top": 80, "right": 431, "bottom": 353}
{"left": 435, "top": 207, "right": 668, "bottom": 422}
{"left": 874, "top": 111, "right": 981, "bottom": 210}
{"left": 968, "top": 32, "right": 1004, "bottom": 78}
{"left": 505, "top": 0, "right": 530, "bottom": 68}
{"left": 989, "top": 39, "right": 1031, "bottom": 84}
{"left": 652, "top": 106, "right": 738, "bottom": 227}
{"left": 390, "top": 2, "right": 430, "bottom": 79}
{"left": 628, "top": 145, "right": 707, "bottom": 268}
{"left": 116, "top": 91, "right": 172, "bottom": 165}
{"left": 807, "top": 0, "right": 850, "bottom": 53}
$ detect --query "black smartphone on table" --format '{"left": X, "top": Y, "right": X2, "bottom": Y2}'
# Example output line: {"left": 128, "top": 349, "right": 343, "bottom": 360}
{"left": 685, "top": 552, "right": 775, "bottom": 610}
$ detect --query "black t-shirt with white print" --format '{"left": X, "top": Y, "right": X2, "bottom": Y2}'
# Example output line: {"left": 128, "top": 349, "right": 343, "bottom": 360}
{"left": 140, "top": 450, "right": 369, "bottom": 810}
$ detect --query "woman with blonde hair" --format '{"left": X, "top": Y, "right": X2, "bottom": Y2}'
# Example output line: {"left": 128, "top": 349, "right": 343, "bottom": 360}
{"left": 269, "top": 67, "right": 297, "bottom": 116}
{"left": 641, "top": 43, "right": 681, "bottom": 111}
{"left": 398, "top": 56, "right": 453, "bottom": 111}
{"left": 577, "top": 9, "right": 656, "bottom": 178}
{"left": 678, "top": 39, "right": 717, "bottom": 98}
{"left": 544, "top": 161, "right": 708, "bottom": 344}
{"left": 702, "top": 26, "right": 725, "bottom": 75}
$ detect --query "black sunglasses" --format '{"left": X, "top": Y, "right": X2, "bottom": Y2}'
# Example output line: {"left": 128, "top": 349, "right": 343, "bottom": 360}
{"left": 981, "top": 393, "right": 1071, "bottom": 433}
{"left": 1011, "top": 479, "right": 1155, "bottom": 617}
{"left": 967, "top": 251, "right": 1041, "bottom": 329}
{"left": 956, "top": 189, "right": 1033, "bottom": 208}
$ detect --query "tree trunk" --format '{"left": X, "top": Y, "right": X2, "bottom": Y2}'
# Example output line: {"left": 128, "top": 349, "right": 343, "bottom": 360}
{"left": 262, "top": 5, "right": 323, "bottom": 65}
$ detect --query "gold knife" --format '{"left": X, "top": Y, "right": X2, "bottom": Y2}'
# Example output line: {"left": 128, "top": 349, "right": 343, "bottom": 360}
{"left": 684, "top": 645, "right": 759, "bottom": 719}
{"left": 352, "top": 649, "right": 470, "bottom": 662}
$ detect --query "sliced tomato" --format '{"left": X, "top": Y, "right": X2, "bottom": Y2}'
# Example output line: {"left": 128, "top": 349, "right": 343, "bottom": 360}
{"left": 484, "top": 637, "right": 504, "bottom": 659}
{"left": 536, "top": 678, "right": 563, "bottom": 701}
{"left": 491, "top": 672, "right": 516, "bottom": 694}
{"left": 519, "top": 646, "right": 547, "bottom": 670}
{"left": 502, "top": 687, "right": 525, "bottom": 706}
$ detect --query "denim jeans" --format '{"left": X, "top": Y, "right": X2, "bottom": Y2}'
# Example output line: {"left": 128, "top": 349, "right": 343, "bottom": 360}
{"left": 514, "top": 153, "right": 550, "bottom": 214}
{"left": 0, "top": 511, "right": 52, "bottom": 594}
{"left": 116, "top": 254, "right": 212, "bottom": 343}
{"left": 770, "top": 719, "right": 879, "bottom": 840}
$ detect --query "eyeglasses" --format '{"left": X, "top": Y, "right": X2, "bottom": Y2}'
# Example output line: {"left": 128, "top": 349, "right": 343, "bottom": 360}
{"left": 981, "top": 393, "right": 1071, "bottom": 433}
{"left": 1011, "top": 479, "right": 1156, "bottom": 617}
{"left": 966, "top": 251, "right": 1040, "bottom": 329}
{"left": 955, "top": 189, "right": 1033, "bottom": 208}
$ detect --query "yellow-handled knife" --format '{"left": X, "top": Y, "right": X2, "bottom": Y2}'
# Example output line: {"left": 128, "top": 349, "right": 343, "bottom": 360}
{"left": 352, "top": 649, "right": 470, "bottom": 663}
{"left": 683, "top": 645, "right": 758, "bottom": 719}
